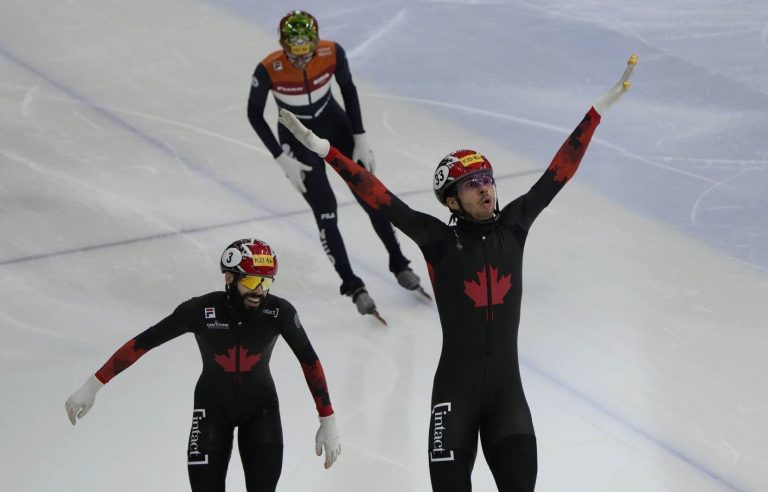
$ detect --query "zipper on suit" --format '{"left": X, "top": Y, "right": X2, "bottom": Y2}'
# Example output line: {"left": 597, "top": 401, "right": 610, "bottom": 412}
{"left": 302, "top": 70, "right": 313, "bottom": 105}
{"left": 482, "top": 235, "right": 492, "bottom": 354}
{"left": 235, "top": 321, "right": 242, "bottom": 394}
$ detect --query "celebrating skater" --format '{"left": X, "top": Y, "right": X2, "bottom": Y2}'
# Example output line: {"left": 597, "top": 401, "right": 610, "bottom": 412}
{"left": 278, "top": 57, "right": 637, "bottom": 491}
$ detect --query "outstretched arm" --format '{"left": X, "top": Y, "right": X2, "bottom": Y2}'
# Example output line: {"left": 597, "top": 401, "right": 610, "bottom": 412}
{"left": 65, "top": 302, "right": 193, "bottom": 425}
{"left": 501, "top": 55, "right": 637, "bottom": 230}
{"left": 278, "top": 109, "right": 444, "bottom": 247}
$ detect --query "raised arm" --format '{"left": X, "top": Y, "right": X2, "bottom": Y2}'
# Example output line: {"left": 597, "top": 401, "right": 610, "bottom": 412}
{"left": 501, "top": 55, "right": 637, "bottom": 230}
{"left": 277, "top": 108, "right": 445, "bottom": 247}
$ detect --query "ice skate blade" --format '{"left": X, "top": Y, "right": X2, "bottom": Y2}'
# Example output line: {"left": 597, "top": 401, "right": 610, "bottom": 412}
{"left": 370, "top": 311, "right": 388, "bottom": 326}
{"left": 415, "top": 287, "right": 433, "bottom": 301}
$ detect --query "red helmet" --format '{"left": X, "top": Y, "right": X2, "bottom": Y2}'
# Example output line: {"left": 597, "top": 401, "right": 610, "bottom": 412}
{"left": 220, "top": 239, "right": 278, "bottom": 277}
{"left": 433, "top": 149, "right": 494, "bottom": 204}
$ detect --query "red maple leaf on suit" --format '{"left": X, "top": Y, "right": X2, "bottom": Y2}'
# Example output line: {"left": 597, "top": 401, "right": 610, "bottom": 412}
{"left": 463, "top": 266, "right": 512, "bottom": 307}
{"left": 214, "top": 347, "right": 262, "bottom": 372}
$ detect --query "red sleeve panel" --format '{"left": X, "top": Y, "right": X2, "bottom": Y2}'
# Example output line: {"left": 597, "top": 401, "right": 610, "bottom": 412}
{"left": 500, "top": 107, "right": 602, "bottom": 232}
{"left": 301, "top": 358, "right": 334, "bottom": 417}
{"left": 547, "top": 107, "right": 601, "bottom": 183}
{"left": 324, "top": 146, "right": 450, "bottom": 255}
{"left": 95, "top": 339, "right": 147, "bottom": 384}
{"left": 92, "top": 300, "right": 194, "bottom": 384}
{"left": 326, "top": 147, "right": 392, "bottom": 209}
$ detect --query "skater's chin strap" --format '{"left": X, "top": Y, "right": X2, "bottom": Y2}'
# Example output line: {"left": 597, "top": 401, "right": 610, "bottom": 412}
{"left": 448, "top": 195, "right": 500, "bottom": 228}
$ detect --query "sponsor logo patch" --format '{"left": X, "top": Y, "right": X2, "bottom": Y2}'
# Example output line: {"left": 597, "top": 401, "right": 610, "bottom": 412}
{"left": 206, "top": 321, "right": 230, "bottom": 330}
{"left": 188, "top": 408, "right": 209, "bottom": 465}
{"left": 313, "top": 72, "right": 331, "bottom": 86}
{"left": 252, "top": 254, "right": 275, "bottom": 268}
{"left": 204, "top": 307, "right": 216, "bottom": 319}
{"left": 276, "top": 85, "right": 304, "bottom": 93}
{"left": 261, "top": 307, "right": 280, "bottom": 318}
{"left": 273, "top": 60, "right": 283, "bottom": 71}
{"left": 430, "top": 402, "right": 454, "bottom": 462}
{"left": 459, "top": 154, "right": 484, "bottom": 167}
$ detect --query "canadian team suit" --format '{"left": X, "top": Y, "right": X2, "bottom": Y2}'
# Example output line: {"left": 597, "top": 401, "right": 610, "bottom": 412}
{"left": 94, "top": 291, "right": 333, "bottom": 492}
{"left": 316, "top": 108, "right": 602, "bottom": 491}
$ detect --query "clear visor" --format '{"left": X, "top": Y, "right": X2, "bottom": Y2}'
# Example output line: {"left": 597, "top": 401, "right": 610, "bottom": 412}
{"left": 457, "top": 171, "right": 495, "bottom": 192}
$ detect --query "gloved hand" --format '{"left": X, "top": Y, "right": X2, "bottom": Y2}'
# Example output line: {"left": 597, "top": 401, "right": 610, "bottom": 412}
{"left": 352, "top": 133, "right": 376, "bottom": 174}
{"left": 315, "top": 413, "right": 341, "bottom": 469}
{"left": 278, "top": 109, "right": 331, "bottom": 158}
{"left": 593, "top": 54, "right": 637, "bottom": 115}
{"left": 65, "top": 375, "right": 104, "bottom": 426}
{"left": 275, "top": 146, "right": 312, "bottom": 194}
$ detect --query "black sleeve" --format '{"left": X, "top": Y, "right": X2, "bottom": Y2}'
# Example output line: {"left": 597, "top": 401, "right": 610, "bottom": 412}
{"left": 278, "top": 301, "right": 312, "bottom": 355}
{"left": 334, "top": 43, "right": 365, "bottom": 134}
{"left": 247, "top": 64, "right": 283, "bottom": 158}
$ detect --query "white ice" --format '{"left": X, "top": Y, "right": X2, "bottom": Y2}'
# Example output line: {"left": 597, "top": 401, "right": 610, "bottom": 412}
{"left": 1, "top": 0, "right": 767, "bottom": 491}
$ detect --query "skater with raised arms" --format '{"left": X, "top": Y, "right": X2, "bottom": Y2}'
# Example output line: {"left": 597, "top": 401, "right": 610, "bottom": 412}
{"left": 277, "top": 57, "right": 637, "bottom": 491}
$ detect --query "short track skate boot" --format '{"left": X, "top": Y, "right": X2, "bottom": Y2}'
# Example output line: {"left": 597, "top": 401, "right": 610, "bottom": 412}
{"left": 395, "top": 267, "right": 421, "bottom": 290}
{"left": 395, "top": 267, "right": 432, "bottom": 301}
{"left": 348, "top": 287, "right": 387, "bottom": 325}
{"left": 350, "top": 287, "right": 376, "bottom": 315}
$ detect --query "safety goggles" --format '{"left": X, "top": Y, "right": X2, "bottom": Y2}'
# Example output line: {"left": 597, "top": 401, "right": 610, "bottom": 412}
{"left": 286, "top": 39, "right": 314, "bottom": 56}
{"left": 458, "top": 172, "right": 495, "bottom": 192}
{"left": 238, "top": 275, "right": 274, "bottom": 291}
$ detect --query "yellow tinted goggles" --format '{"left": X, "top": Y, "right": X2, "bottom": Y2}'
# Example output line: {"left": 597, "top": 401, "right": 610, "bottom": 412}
{"left": 288, "top": 43, "right": 312, "bottom": 55}
{"left": 238, "top": 275, "right": 274, "bottom": 291}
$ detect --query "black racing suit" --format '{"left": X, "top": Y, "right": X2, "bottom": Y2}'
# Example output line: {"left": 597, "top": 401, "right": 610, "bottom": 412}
{"left": 318, "top": 108, "right": 602, "bottom": 491}
{"left": 95, "top": 291, "right": 333, "bottom": 492}
{"left": 248, "top": 40, "right": 410, "bottom": 295}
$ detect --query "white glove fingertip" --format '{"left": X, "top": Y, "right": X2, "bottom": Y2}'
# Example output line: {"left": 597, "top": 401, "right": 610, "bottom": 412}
{"left": 316, "top": 442, "right": 323, "bottom": 456}
{"left": 66, "top": 404, "right": 76, "bottom": 425}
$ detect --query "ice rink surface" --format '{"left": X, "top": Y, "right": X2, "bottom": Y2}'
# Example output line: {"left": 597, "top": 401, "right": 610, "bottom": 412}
{"left": 1, "top": 0, "right": 767, "bottom": 490}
